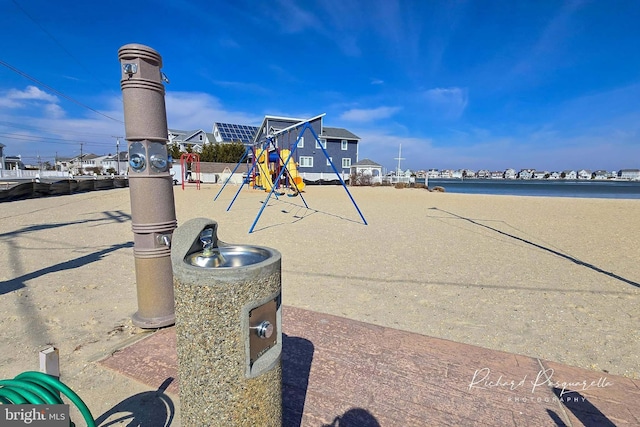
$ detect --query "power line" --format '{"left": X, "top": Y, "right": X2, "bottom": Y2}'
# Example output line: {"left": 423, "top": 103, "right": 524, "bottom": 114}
{"left": 0, "top": 120, "right": 122, "bottom": 140}
{"left": 0, "top": 59, "right": 123, "bottom": 123}
{"left": 0, "top": 132, "right": 114, "bottom": 147}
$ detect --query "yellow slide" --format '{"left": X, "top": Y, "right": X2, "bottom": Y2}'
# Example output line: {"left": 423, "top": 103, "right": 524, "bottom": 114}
{"left": 255, "top": 149, "right": 273, "bottom": 192}
{"left": 280, "top": 149, "right": 305, "bottom": 192}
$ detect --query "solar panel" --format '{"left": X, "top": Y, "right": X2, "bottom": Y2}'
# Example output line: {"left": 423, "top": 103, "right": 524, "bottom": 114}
{"left": 214, "top": 122, "right": 259, "bottom": 144}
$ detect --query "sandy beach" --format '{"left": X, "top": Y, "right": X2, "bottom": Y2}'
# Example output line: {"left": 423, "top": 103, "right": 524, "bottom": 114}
{"left": 0, "top": 184, "right": 639, "bottom": 422}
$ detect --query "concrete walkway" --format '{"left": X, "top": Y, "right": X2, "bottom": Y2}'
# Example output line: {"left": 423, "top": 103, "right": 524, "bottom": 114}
{"left": 100, "top": 306, "right": 639, "bottom": 426}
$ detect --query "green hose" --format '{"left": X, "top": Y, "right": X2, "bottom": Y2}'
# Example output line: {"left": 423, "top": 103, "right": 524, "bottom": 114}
{"left": 0, "top": 371, "right": 96, "bottom": 427}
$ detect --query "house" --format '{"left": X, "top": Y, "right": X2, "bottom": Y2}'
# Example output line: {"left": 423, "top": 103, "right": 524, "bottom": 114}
{"left": 4, "top": 155, "right": 25, "bottom": 171}
{"left": 577, "top": 169, "right": 591, "bottom": 180}
{"left": 490, "top": 171, "right": 504, "bottom": 179}
{"left": 532, "top": 170, "right": 549, "bottom": 179}
{"left": 548, "top": 172, "right": 560, "bottom": 179}
{"left": 350, "top": 159, "right": 383, "bottom": 185}
{"left": 168, "top": 129, "right": 214, "bottom": 153}
{"left": 212, "top": 123, "right": 259, "bottom": 146}
{"left": 504, "top": 169, "right": 517, "bottom": 179}
{"left": 252, "top": 115, "right": 359, "bottom": 183}
{"left": 561, "top": 170, "right": 577, "bottom": 179}
{"left": 427, "top": 169, "right": 440, "bottom": 178}
{"left": 102, "top": 152, "right": 129, "bottom": 175}
{"left": 477, "top": 169, "right": 490, "bottom": 179}
{"left": 619, "top": 169, "right": 640, "bottom": 180}
{"left": 593, "top": 170, "right": 608, "bottom": 180}
{"left": 518, "top": 169, "right": 534, "bottom": 179}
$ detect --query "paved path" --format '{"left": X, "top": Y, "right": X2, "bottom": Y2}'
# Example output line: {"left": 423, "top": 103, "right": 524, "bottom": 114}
{"left": 101, "top": 306, "right": 639, "bottom": 426}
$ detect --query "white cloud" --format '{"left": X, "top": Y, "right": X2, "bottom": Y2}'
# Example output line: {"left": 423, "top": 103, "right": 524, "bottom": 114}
{"left": 165, "top": 91, "right": 262, "bottom": 130}
{"left": 8, "top": 86, "right": 58, "bottom": 103}
{"left": 423, "top": 87, "right": 468, "bottom": 120}
{"left": 339, "top": 106, "right": 401, "bottom": 122}
{"left": 44, "top": 103, "right": 65, "bottom": 119}
{"left": 370, "top": 78, "right": 384, "bottom": 85}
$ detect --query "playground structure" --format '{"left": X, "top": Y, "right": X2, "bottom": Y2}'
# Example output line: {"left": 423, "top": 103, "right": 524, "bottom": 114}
{"left": 214, "top": 114, "right": 367, "bottom": 233}
{"left": 253, "top": 148, "right": 305, "bottom": 194}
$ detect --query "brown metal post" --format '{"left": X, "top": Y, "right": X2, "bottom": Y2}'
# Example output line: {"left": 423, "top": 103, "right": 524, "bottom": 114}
{"left": 118, "top": 44, "right": 176, "bottom": 328}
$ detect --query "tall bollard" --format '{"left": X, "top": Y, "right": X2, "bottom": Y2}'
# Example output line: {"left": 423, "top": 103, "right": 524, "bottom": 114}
{"left": 171, "top": 218, "right": 283, "bottom": 426}
{"left": 118, "top": 44, "right": 176, "bottom": 328}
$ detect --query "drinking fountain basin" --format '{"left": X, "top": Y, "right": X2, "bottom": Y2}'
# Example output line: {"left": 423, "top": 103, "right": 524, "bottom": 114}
{"left": 185, "top": 245, "right": 272, "bottom": 268}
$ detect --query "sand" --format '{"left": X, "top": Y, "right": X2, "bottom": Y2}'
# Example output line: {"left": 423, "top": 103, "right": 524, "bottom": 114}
{"left": 0, "top": 184, "right": 638, "bottom": 422}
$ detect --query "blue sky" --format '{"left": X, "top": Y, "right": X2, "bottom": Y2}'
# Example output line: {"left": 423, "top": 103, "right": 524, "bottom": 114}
{"left": 1, "top": 0, "right": 639, "bottom": 172}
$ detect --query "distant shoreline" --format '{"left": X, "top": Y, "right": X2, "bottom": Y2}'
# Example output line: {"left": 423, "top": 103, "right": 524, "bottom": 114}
{"left": 423, "top": 177, "right": 640, "bottom": 199}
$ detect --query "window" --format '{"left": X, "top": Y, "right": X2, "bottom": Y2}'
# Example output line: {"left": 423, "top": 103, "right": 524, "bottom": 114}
{"left": 299, "top": 156, "right": 313, "bottom": 168}
{"left": 341, "top": 140, "right": 348, "bottom": 150}
{"left": 315, "top": 138, "right": 327, "bottom": 149}
{"left": 342, "top": 158, "right": 352, "bottom": 168}
{"left": 326, "top": 157, "right": 333, "bottom": 166}
{"left": 297, "top": 136, "right": 304, "bottom": 148}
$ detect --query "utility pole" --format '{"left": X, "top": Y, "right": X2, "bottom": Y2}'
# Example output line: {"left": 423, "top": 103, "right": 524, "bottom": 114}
{"left": 79, "top": 142, "right": 84, "bottom": 175}
{"left": 112, "top": 136, "right": 122, "bottom": 175}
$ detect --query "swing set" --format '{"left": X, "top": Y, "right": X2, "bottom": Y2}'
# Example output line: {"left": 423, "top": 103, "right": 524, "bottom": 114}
{"left": 214, "top": 114, "right": 368, "bottom": 233}
{"left": 179, "top": 152, "right": 201, "bottom": 190}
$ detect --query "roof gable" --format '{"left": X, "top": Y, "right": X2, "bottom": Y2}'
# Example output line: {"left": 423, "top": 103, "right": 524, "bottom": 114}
{"left": 321, "top": 127, "right": 360, "bottom": 140}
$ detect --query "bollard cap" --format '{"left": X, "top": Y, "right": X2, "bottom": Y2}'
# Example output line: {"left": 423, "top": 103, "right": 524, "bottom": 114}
{"left": 118, "top": 43, "right": 162, "bottom": 67}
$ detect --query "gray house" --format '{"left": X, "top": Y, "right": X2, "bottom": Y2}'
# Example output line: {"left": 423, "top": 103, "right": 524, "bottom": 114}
{"left": 252, "top": 115, "right": 360, "bottom": 182}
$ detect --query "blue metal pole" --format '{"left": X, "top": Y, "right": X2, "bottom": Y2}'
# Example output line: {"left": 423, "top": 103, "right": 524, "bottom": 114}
{"left": 214, "top": 145, "right": 250, "bottom": 202}
{"left": 308, "top": 125, "right": 368, "bottom": 226}
{"left": 249, "top": 127, "right": 309, "bottom": 233}
{"left": 281, "top": 127, "right": 309, "bottom": 209}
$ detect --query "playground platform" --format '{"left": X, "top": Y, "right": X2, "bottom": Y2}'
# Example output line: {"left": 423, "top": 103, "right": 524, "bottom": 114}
{"left": 100, "top": 305, "right": 640, "bottom": 426}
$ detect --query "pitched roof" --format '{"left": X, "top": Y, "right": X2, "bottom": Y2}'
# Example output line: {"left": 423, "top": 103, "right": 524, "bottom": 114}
{"left": 321, "top": 127, "right": 360, "bottom": 140}
{"left": 353, "top": 158, "right": 382, "bottom": 167}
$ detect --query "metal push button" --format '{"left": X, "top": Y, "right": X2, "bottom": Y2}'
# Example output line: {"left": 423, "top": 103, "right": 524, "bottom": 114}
{"left": 252, "top": 320, "right": 274, "bottom": 339}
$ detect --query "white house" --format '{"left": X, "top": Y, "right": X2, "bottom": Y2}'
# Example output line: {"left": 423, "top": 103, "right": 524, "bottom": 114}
{"left": 427, "top": 169, "right": 440, "bottom": 178}
{"left": 518, "top": 169, "right": 534, "bottom": 179}
{"left": 593, "top": 170, "right": 608, "bottom": 180}
{"left": 619, "top": 169, "right": 640, "bottom": 180}
{"left": 504, "top": 168, "right": 517, "bottom": 179}
{"left": 577, "top": 170, "right": 591, "bottom": 180}
{"left": 561, "top": 170, "right": 577, "bottom": 179}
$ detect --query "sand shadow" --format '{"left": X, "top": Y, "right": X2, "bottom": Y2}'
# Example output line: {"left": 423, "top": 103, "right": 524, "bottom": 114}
{"left": 0, "top": 242, "right": 134, "bottom": 295}
{"left": 551, "top": 388, "right": 616, "bottom": 427}
{"left": 0, "top": 211, "right": 131, "bottom": 238}
{"left": 251, "top": 198, "right": 363, "bottom": 233}
{"left": 429, "top": 207, "right": 640, "bottom": 288}
{"left": 95, "top": 378, "right": 176, "bottom": 427}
